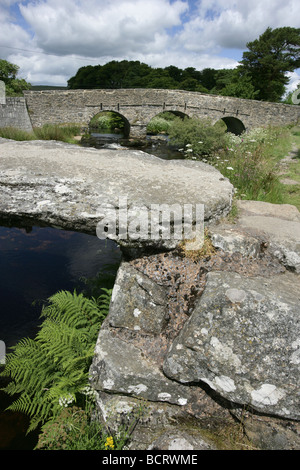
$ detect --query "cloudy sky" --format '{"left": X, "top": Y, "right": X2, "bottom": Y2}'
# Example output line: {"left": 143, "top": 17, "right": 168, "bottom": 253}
{"left": 0, "top": 0, "right": 299, "bottom": 91}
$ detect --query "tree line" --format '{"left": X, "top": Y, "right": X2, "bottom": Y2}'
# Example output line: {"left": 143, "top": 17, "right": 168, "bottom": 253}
{"left": 67, "top": 26, "right": 300, "bottom": 103}
{"left": 1, "top": 26, "right": 299, "bottom": 103}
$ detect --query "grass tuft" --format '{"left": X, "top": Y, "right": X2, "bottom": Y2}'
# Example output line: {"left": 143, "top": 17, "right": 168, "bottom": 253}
{"left": 0, "top": 123, "right": 81, "bottom": 144}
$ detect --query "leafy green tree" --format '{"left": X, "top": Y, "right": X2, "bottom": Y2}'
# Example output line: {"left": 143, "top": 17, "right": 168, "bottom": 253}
{"left": 68, "top": 60, "right": 154, "bottom": 89}
{"left": 68, "top": 61, "right": 211, "bottom": 92}
{"left": 165, "top": 65, "right": 183, "bottom": 82}
{"left": 179, "top": 77, "right": 208, "bottom": 92}
{"left": 239, "top": 27, "right": 300, "bottom": 102}
{"left": 146, "top": 68, "right": 179, "bottom": 89}
{"left": 211, "top": 68, "right": 259, "bottom": 99}
{"left": 198, "top": 68, "right": 218, "bottom": 91}
{"left": 0, "top": 59, "right": 31, "bottom": 95}
{"left": 182, "top": 67, "right": 202, "bottom": 82}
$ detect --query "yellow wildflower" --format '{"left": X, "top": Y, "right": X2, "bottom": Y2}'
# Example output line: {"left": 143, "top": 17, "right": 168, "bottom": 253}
{"left": 105, "top": 436, "right": 114, "bottom": 450}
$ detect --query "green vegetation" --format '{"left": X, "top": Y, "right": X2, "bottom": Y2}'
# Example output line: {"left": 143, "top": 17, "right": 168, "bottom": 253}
{"left": 0, "top": 253, "right": 140, "bottom": 450}
{"left": 168, "top": 117, "right": 227, "bottom": 157}
{"left": 0, "top": 283, "right": 144, "bottom": 450}
{"left": 0, "top": 123, "right": 81, "bottom": 144}
{"left": 34, "top": 123, "right": 81, "bottom": 142}
{"left": 89, "top": 111, "right": 125, "bottom": 132}
{"left": 240, "top": 27, "right": 300, "bottom": 103}
{"left": 168, "top": 117, "right": 300, "bottom": 207}
{"left": 277, "top": 127, "right": 300, "bottom": 209}
{"left": 218, "top": 125, "right": 300, "bottom": 206}
{"left": 0, "top": 289, "right": 112, "bottom": 433}
{"left": 0, "top": 59, "right": 31, "bottom": 96}
{"left": 212, "top": 129, "right": 285, "bottom": 203}
{"left": 67, "top": 27, "right": 300, "bottom": 103}
{"left": 0, "top": 262, "right": 149, "bottom": 450}
{"left": 0, "top": 126, "right": 35, "bottom": 141}
{"left": 35, "top": 399, "right": 146, "bottom": 450}
{"left": 67, "top": 60, "right": 209, "bottom": 93}
{"left": 147, "top": 111, "right": 179, "bottom": 134}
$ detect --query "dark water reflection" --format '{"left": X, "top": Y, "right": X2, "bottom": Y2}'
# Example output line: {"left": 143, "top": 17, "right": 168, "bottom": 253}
{"left": 0, "top": 224, "right": 121, "bottom": 449}
{"left": 0, "top": 225, "right": 121, "bottom": 348}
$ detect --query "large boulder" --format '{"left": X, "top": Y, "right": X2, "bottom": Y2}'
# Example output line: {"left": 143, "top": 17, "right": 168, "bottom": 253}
{"left": 236, "top": 200, "right": 300, "bottom": 272}
{"left": 90, "top": 250, "right": 300, "bottom": 448}
{"left": 163, "top": 270, "right": 300, "bottom": 420}
{"left": 211, "top": 200, "right": 300, "bottom": 272}
{"left": 0, "top": 138, "right": 233, "bottom": 256}
{"left": 90, "top": 198, "right": 300, "bottom": 449}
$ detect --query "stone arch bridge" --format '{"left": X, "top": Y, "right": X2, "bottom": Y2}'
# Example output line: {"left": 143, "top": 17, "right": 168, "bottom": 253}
{"left": 22, "top": 88, "right": 300, "bottom": 138}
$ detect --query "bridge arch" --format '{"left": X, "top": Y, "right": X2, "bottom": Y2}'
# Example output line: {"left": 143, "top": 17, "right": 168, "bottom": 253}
{"left": 220, "top": 116, "right": 246, "bottom": 135}
{"left": 89, "top": 110, "right": 131, "bottom": 138}
{"left": 22, "top": 89, "right": 300, "bottom": 139}
{"left": 146, "top": 110, "right": 189, "bottom": 135}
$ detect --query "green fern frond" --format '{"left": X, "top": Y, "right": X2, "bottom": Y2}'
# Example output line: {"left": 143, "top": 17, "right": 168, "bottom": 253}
{"left": 0, "top": 288, "right": 112, "bottom": 431}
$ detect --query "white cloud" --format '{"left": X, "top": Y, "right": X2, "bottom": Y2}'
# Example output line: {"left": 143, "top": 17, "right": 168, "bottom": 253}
{"left": 178, "top": 0, "right": 300, "bottom": 52}
{"left": 19, "top": 0, "right": 188, "bottom": 56}
{"left": 0, "top": 0, "right": 299, "bottom": 86}
{"left": 0, "top": 1, "right": 31, "bottom": 53}
{"left": 285, "top": 71, "right": 300, "bottom": 94}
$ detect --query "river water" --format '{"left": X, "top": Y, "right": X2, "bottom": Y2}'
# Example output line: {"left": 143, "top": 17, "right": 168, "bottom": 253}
{"left": 83, "top": 132, "right": 185, "bottom": 160}
{"left": 0, "top": 225, "right": 121, "bottom": 449}
{"left": 0, "top": 131, "right": 181, "bottom": 449}
{"left": 1, "top": 132, "right": 177, "bottom": 348}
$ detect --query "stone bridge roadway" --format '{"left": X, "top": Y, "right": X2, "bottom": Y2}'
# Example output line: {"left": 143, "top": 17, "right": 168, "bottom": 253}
{"left": 23, "top": 88, "right": 300, "bottom": 138}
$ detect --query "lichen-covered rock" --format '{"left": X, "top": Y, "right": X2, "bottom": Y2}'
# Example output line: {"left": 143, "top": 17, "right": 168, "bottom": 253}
{"left": 108, "top": 262, "right": 169, "bottom": 335}
{"left": 240, "top": 410, "right": 300, "bottom": 450}
{"left": 90, "top": 328, "right": 190, "bottom": 406}
{"left": 235, "top": 200, "right": 300, "bottom": 272}
{"left": 210, "top": 226, "right": 262, "bottom": 257}
{"left": 94, "top": 392, "right": 220, "bottom": 451}
{"left": 163, "top": 271, "right": 300, "bottom": 420}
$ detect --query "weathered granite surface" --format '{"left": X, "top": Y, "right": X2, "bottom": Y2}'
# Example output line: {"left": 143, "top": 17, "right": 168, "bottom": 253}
{"left": 90, "top": 200, "right": 300, "bottom": 450}
{"left": 163, "top": 270, "right": 300, "bottom": 420}
{"left": 0, "top": 138, "right": 233, "bottom": 255}
{"left": 211, "top": 200, "right": 300, "bottom": 272}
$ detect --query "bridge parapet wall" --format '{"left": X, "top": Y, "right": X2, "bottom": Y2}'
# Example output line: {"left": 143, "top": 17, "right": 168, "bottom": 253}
{"left": 23, "top": 89, "right": 300, "bottom": 137}
{"left": 0, "top": 97, "right": 33, "bottom": 132}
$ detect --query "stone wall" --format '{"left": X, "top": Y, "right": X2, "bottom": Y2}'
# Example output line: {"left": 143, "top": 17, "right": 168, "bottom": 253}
{"left": 0, "top": 97, "right": 33, "bottom": 132}
{"left": 23, "top": 89, "right": 300, "bottom": 138}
